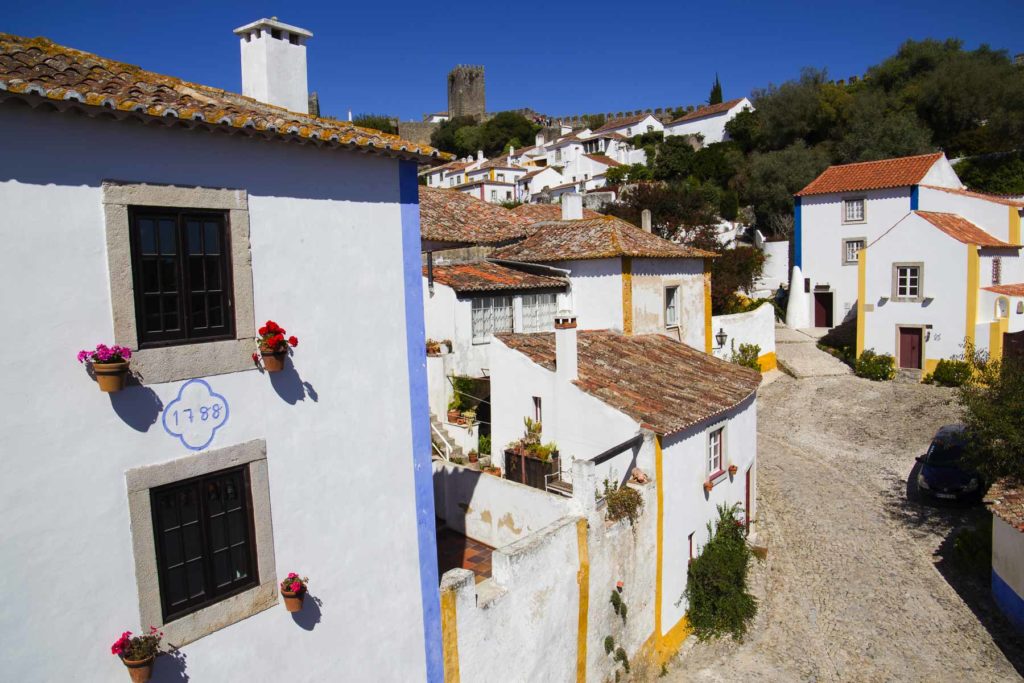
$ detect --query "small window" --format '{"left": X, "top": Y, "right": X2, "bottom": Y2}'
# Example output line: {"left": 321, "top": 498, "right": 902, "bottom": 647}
{"left": 288, "top": 33, "right": 299, "bottom": 46}
{"left": 497, "top": 173, "right": 505, "bottom": 182}
{"left": 893, "top": 264, "right": 923, "bottom": 301}
{"left": 151, "top": 466, "right": 258, "bottom": 623}
{"left": 993, "top": 257, "right": 1002, "bottom": 286}
{"left": 843, "top": 238, "right": 865, "bottom": 265}
{"left": 270, "top": 28, "right": 282, "bottom": 40}
{"left": 646, "top": 125, "right": 654, "bottom": 133}
{"left": 522, "top": 293, "right": 558, "bottom": 332}
{"left": 471, "top": 296, "right": 513, "bottom": 343}
{"left": 626, "top": 128, "right": 632, "bottom": 136}
{"left": 688, "top": 531, "right": 695, "bottom": 562}
{"left": 707, "top": 427, "right": 724, "bottom": 476}
{"left": 533, "top": 396, "right": 542, "bottom": 424}
{"left": 843, "top": 198, "right": 865, "bottom": 223}
{"left": 665, "top": 285, "right": 680, "bottom": 327}
{"left": 129, "top": 209, "right": 234, "bottom": 347}
{"left": 490, "top": 190, "right": 497, "bottom": 201}
{"left": 506, "top": 191, "right": 512, "bottom": 200}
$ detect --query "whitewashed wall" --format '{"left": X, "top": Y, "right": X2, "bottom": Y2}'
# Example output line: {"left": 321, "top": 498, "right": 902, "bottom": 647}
{"left": 919, "top": 186, "right": 1013, "bottom": 243}
{"left": 659, "top": 397, "right": 757, "bottom": 629}
{"left": 758, "top": 239, "right": 790, "bottom": 293}
{"left": 863, "top": 215, "right": 968, "bottom": 361}
{"left": 433, "top": 461, "right": 573, "bottom": 548}
{"left": 0, "top": 106, "right": 432, "bottom": 681}
{"left": 711, "top": 303, "right": 776, "bottom": 364}
{"left": 663, "top": 100, "right": 751, "bottom": 144}
{"left": 992, "top": 515, "right": 1024, "bottom": 631}
{"left": 800, "top": 187, "right": 913, "bottom": 324}
{"left": 631, "top": 257, "right": 705, "bottom": 349}
{"left": 557, "top": 259, "right": 624, "bottom": 331}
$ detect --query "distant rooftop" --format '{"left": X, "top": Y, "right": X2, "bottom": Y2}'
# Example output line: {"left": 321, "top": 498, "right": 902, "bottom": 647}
{"left": 426, "top": 261, "right": 567, "bottom": 293}
{"left": 796, "top": 153, "right": 944, "bottom": 197}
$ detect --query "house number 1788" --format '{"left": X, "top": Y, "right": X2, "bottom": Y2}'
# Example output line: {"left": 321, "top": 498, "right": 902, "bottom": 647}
{"left": 171, "top": 404, "right": 223, "bottom": 425}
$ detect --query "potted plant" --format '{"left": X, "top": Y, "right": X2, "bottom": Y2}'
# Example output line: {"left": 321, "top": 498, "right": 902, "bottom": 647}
{"left": 426, "top": 339, "right": 442, "bottom": 356}
{"left": 447, "top": 397, "right": 461, "bottom": 423}
{"left": 728, "top": 464, "right": 738, "bottom": 477}
{"left": 78, "top": 344, "right": 133, "bottom": 392}
{"left": 703, "top": 480, "right": 714, "bottom": 494}
{"left": 462, "top": 408, "right": 477, "bottom": 426}
{"left": 255, "top": 320, "right": 298, "bottom": 373}
{"left": 280, "top": 572, "right": 309, "bottom": 612}
{"left": 110, "top": 627, "right": 162, "bottom": 682}
{"left": 468, "top": 449, "right": 479, "bottom": 464}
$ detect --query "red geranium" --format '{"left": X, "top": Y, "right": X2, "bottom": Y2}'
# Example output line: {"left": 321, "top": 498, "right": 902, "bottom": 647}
{"left": 257, "top": 320, "right": 299, "bottom": 354}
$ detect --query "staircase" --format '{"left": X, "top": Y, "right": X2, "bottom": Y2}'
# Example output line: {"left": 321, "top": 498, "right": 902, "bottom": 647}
{"left": 430, "top": 412, "right": 467, "bottom": 462}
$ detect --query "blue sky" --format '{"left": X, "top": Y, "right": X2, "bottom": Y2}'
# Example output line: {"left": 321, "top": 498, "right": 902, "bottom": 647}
{"left": 6, "top": 1, "right": 1022, "bottom": 122}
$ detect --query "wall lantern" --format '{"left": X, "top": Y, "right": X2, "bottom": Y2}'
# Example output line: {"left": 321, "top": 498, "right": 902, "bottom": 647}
{"left": 715, "top": 328, "right": 728, "bottom": 348}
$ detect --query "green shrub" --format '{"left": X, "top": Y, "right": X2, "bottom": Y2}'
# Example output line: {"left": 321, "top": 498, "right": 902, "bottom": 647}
{"left": 952, "top": 516, "right": 992, "bottom": 578}
{"left": 603, "top": 480, "right": 644, "bottom": 526}
{"left": 478, "top": 434, "right": 491, "bottom": 456}
{"left": 855, "top": 349, "right": 896, "bottom": 381}
{"left": 685, "top": 504, "right": 757, "bottom": 641}
{"left": 730, "top": 343, "right": 761, "bottom": 371}
{"left": 931, "top": 359, "right": 973, "bottom": 387}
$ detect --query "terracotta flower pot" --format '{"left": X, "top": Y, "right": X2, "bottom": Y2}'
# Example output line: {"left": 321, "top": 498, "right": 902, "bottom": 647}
{"left": 261, "top": 350, "right": 286, "bottom": 373}
{"left": 447, "top": 409, "right": 460, "bottom": 423}
{"left": 728, "top": 464, "right": 738, "bottom": 476}
{"left": 468, "top": 452, "right": 479, "bottom": 463}
{"left": 94, "top": 361, "right": 130, "bottom": 393}
{"left": 121, "top": 654, "right": 155, "bottom": 683}
{"left": 281, "top": 588, "right": 305, "bottom": 612}
{"left": 703, "top": 481, "right": 714, "bottom": 494}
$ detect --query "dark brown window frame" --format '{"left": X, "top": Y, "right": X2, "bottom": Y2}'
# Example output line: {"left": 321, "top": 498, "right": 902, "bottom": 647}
{"left": 150, "top": 465, "right": 260, "bottom": 623}
{"left": 128, "top": 207, "right": 235, "bottom": 349}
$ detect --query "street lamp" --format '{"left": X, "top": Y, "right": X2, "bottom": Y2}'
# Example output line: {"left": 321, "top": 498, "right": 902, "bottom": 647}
{"left": 715, "top": 328, "right": 728, "bottom": 348}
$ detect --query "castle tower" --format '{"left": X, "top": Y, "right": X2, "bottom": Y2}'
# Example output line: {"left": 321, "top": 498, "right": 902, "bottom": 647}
{"left": 447, "top": 65, "right": 486, "bottom": 120}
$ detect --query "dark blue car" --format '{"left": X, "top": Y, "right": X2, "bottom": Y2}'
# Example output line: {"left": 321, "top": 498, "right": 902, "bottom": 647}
{"left": 915, "top": 425, "right": 983, "bottom": 502}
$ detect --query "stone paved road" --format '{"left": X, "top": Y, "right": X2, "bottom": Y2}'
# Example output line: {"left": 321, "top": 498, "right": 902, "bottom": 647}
{"left": 665, "top": 373, "right": 1024, "bottom": 683}
{"left": 774, "top": 326, "right": 851, "bottom": 378}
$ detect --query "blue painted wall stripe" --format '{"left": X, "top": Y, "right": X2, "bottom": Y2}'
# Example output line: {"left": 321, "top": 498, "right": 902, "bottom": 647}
{"left": 993, "top": 568, "right": 1024, "bottom": 633}
{"left": 399, "top": 159, "right": 444, "bottom": 682}
{"left": 910, "top": 185, "right": 919, "bottom": 211}
{"left": 793, "top": 196, "right": 802, "bottom": 270}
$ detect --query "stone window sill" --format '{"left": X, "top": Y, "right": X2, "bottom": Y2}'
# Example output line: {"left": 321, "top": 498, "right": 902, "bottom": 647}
{"left": 131, "top": 338, "right": 256, "bottom": 385}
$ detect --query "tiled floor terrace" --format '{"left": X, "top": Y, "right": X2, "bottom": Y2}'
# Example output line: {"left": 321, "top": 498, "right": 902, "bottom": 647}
{"left": 436, "top": 524, "right": 493, "bottom": 584}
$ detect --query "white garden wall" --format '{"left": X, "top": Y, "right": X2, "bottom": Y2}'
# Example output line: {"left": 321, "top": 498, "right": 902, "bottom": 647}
{"left": 711, "top": 303, "right": 777, "bottom": 370}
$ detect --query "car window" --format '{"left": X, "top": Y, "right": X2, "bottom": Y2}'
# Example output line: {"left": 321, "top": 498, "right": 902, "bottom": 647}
{"left": 925, "top": 440, "right": 964, "bottom": 467}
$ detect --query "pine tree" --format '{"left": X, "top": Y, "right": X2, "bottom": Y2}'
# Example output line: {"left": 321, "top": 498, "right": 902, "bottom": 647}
{"left": 709, "top": 74, "right": 723, "bottom": 105}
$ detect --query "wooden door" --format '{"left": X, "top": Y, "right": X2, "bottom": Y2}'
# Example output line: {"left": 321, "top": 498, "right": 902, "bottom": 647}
{"left": 813, "top": 292, "right": 833, "bottom": 327}
{"left": 1005, "top": 331, "right": 1024, "bottom": 362}
{"left": 898, "top": 327, "right": 923, "bottom": 369}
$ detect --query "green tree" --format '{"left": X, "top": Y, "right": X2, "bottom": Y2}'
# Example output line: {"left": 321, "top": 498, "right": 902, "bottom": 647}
{"left": 954, "top": 152, "right": 1024, "bottom": 195}
{"left": 709, "top": 74, "right": 723, "bottom": 105}
{"left": 429, "top": 115, "right": 480, "bottom": 156}
{"left": 724, "top": 109, "right": 761, "bottom": 153}
{"left": 684, "top": 504, "right": 757, "bottom": 641}
{"left": 352, "top": 113, "right": 398, "bottom": 135}
{"left": 479, "top": 112, "right": 540, "bottom": 156}
{"left": 832, "top": 91, "right": 934, "bottom": 163}
{"left": 958, "top": 355, "right": 1024, "bottom": 482}
{"left": 735, "top": 142, "right": 830, "bottom": 228}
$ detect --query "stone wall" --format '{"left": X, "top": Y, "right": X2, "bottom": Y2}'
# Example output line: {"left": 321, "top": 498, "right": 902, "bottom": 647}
{"left": 398, "top": 120, "right": 440, "bottom": 146}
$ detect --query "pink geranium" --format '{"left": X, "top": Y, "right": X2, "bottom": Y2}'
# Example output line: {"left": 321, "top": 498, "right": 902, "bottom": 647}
{"left": 78, "top": 343, "right": 132, "bottom": 364}
{"left": 280, "top": 572, "right": 309, "bottom": 594}
{"left": 110, "top": 627, "right": 161, "bottom": 660}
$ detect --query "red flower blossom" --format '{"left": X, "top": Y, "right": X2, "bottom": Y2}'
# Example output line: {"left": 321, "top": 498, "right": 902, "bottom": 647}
{"left": 288, "top": 336, "right": 298, "bottom": 347}
{"left": 252, "top": 353, "right": 259, "bottom": 364}
{"left": 258, "top": 326, "right": 268, "bottom": 336}
{"left": 290, "top": 581, "right": 302, "bottom": 592}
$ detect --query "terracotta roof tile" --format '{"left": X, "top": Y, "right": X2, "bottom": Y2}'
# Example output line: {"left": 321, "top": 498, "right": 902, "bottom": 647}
{"left": 511, "top": 204, "right": 602, "bottom": 221}
{"left": 0, "top": 33, "right": 449, "bottom": 163}
{"left": 667, "top": 98, "right": 746, "bottom": 125}
{"left": 583, "top": 154, "right": 623, "bottom": 167}
{"left": 492, "top": 215, "right": 717, "bottom": 262}
{"left": 796, "top": 153, "right": 943, "bottom": 196}
{"left": 920, "top": 184, "right": 1024, "bottom": 208}
{"left": 983, "top": 283, "right": 1024, "bottom": 297}
{"left": 495, "top": 330, "right": 761, "bottom": 435}
{"left": 914, "top": 211, "right": 1019, "bottom": 248}
{"left": 593, "top": 113, "right": 651, "bottom": 134}
{"left": 426, "top": 261, "right": 567, "bottom": 293}
{"left": 986, "top": 478, "right": 1024, "bottom": 532}
{"left": 420, "top": 187, "right": 533, "bottom": 245}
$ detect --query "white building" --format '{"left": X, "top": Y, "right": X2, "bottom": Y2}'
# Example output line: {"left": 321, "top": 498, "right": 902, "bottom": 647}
{"left": 590, "top": 112, "right": 664, "bottom": 139}
{"left": 663, "top": 97, "right": 753, "bottom": 145}
{"left": 795, "top": 152, "right": 1024, "bottom": 370}
{"left": 493, "top": 196, "right": 716, "bottom": 350}
{"left": 987, "top": 480, "right": 1024, "bottom": 635}
{"left": 0, "top": 27, "right": 452, "bottom": 682}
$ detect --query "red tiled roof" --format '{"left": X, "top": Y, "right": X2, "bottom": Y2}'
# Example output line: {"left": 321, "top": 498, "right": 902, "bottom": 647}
{"left": 986, "top": 478, "right": 1024, "bottom": 532}
{"left": 492, "top": 215, "right": 716, "bottom": 262}
{"left": 920, "top": 185, "right": 1024, "bottom": 208}
{"left": 495, "top": 330, "right": 761, "bottom": 435}
{"left": 0, "top": 34, "right": 449, "bottom": 163}
{"left": 667, "top": 98, "right": 746, "bottom": 125}
{"left": 510, "top": 204, "right": 602, "bottom": 221}
{"left": 914, "top": 212, "right": 1019, "bottom": 248}
{"left": 593, "top": 113, "right": 651, "bottom": 134}
{"left": 584, "top": 154, "right": 623, "bottom": 167}
{"left": 426, "top": 261, "right": 567, "bottom": 293}
{"left": 796, "top": 153, "right": 943, "bottom": 196}
{"left": 420, "top": 187, "right": 533, "bottom": 245}
{"left": 983, "top": 283, "right": 1024, "bottom": 297}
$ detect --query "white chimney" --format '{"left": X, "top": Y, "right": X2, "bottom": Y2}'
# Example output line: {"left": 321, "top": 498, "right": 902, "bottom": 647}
{"left": 555, "top": 312, "right": 578, "bottom": 382}
{"left": 477, "top": 150, "right": 484, "bottom": 162}
{"left": 562, "top": 193, "right": 583, "bottom": 220}
{"left": 641, "top": 209, "right": 652, "bottom": 232}
{"left": 234, "top": 18, "right": 313, "bottom": 114}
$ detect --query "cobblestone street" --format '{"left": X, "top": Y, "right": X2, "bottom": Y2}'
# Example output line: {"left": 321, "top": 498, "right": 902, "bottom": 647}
{"left": 668, "top": 373, "right": 1024, "bottom": 682}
